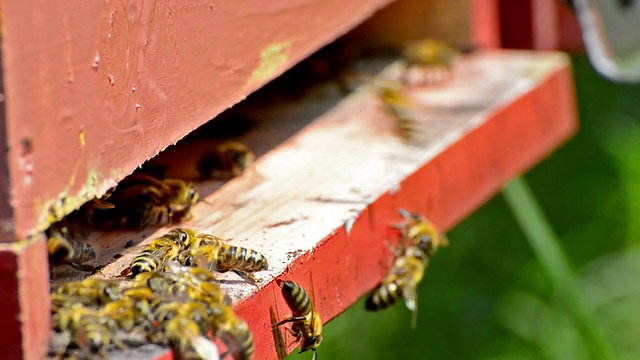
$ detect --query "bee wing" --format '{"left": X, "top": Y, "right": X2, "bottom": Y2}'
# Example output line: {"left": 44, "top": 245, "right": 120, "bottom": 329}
{"left": 87, "top": 199, "right": 116, "bottom": 209}
{"left": 402, "top": 285, "right": 418, "bottom": 329}
{"left": 191, "top": 335, "right": 220, "bottom": 360}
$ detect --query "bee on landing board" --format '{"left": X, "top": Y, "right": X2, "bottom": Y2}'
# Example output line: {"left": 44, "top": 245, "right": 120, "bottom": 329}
{"left": 401, "top": 39, "right": 459, "bottom": 86}
{"left": 52, "top": 304, "right": 111, "bottom": 358}
{"left": 177, "top": 231, "right": 268, "bottom": 286}
{"left": 197, "top": 141, "right": 255, "bottom": 180}
{"left": 371, "top": 78, "right": 416, "bottom": 142}
{"left": 209, "top": 302, "right": 254, "bottom": 360}
{"left": 47, "top": 225, "right": 96, "bottom": 272}
{"left": 274, "top": 279, "right": 323, "bottom": 360}
{"left": 128, "top": 229, "right": 192, "bottom": 275}
{"left": 93, "top": 173, "right": 198, "bottom": 230}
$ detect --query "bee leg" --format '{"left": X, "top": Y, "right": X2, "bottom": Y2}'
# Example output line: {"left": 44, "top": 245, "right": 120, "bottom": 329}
{"left": 232, "top": 269, "right": 258, "bottom": 287}
{"left": 311, "top": 348, "right": 318, "bottom": 360}
{"left": 274, "top": 316, "right": 307, "bottom": 327}
{"left": 70, "top": 263, "right": 96, "bottom": 272}
{"left": 383, "top": 240, "right": 403, "bottom": 258}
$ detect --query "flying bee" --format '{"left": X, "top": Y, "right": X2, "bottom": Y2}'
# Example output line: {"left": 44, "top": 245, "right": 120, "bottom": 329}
{"left": 365, "top": 246, "right": 427, "bottom": 328}
{"left": 178, "top": 240, "right": 268, "bottom": 285}
{"left": 52, "top": 304, "right": 111, "bottom": 358}
{"left": 209, "top": 303, "right": 254, "bottom": 360}
{"left": 93, "top": 173, "right": 198, "bottom": 229}
{"left": 129, "top": 229, "right": 194, "bottom": 275}
{"left": 47, "top": 224, "right": 96, "bottom": 271}
{"left": 197, "top": 141, "right": 255, "bottom": 180}
{"left": 54, "top": 278, "right": 122, "bottom": 307}
{"left": 274, "top": 279, "right": 322, "bottom": 360}
{"left": 401, "top": 39, "right": 459, "bottom": 85}
{"left": 395, "top": 208, "right": 448, "bottom": 256}
{"left": 372, "top": 79, "right": 415, "bottom": 142}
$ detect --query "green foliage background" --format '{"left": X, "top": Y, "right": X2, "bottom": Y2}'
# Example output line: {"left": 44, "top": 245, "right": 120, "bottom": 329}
{"left": 287, "top": 56, "right": 640, "bottom": 359}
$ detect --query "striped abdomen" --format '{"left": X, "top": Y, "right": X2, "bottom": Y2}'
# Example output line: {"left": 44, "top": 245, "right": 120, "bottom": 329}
{"left": 365, "top": 279, "right": 402, "bottom": 311}
{"left": 130, "top": 250, "right": 164, "bottom": 275}
{"left": 278, "top": 280, "right": 312, "bottom": 317}
{"left": 217, "top": 245, "right": 268, "bottom": 273}
{"left": 75, "top": 313, "right": 111, "bottom": 354}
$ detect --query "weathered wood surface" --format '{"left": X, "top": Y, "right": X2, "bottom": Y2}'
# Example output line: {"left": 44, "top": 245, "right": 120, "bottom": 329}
{"left": 0, "top": 0, "right": 394, "bottom": 238}
{"left": 52, "top": 51, "right": 575, "bottom": 359}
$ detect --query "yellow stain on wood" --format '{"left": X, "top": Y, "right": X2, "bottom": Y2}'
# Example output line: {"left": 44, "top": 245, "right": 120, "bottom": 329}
{"left": 245, "top": 41, "right": 292, "bottom": 89}
{"left": 79, "top": 130, "right": 86, "bottom": 147}
{"left": 34, "top": 170, "right": 104, "bottom": 235}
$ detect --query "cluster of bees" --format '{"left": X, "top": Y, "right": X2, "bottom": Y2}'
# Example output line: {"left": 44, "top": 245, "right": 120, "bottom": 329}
{"left": 46, "top": 140, "right": 324, "bottom": 360}
{"left": 45, "top": 38, "right": 456, "bottom": 359}
{"left": 365, "top": 209, "right": 448, "bottom": 327}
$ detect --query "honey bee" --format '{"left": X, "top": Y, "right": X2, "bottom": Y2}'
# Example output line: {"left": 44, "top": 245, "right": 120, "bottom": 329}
{"left": 133, "top": 262, "right": 226, "bottom": 307}
{"left": 47, "top": 225, "right": 96, "bottom": 271}
{"left": 52, "top": 304, "right": 111, "bottom": 357}
{"left": 373, "top": 79, "right": 415, "bottom": 141}
{"left": 209, "top": 303, "right": 254, "bottom": 360}
{"left": 93, "top": 173, "right": 198, "bottom": 229}
{"left": 197, "top": 141, "right": 255, "bottom": 180}
{"left": 395, "top": 208, "right": 448, "bottom": 256}
{"left": 178, "top": 239, "right": 268, "bottom": 285}
{"left": 161, "top": 314, "right": 220, "bottom": 360}
{"left": 401, "top": 39, "right": 459, "bottom": 85}
{"left": 274, "top": 279, "right": 322, "bottom": 360}
{"left": 54, "top": 278, "right": 122, "bottom": 306}
{"left": 365, "top": 246, "right": 427, "bottom": 328}
{"left": 129, "top": 229, "right": 194, "bottom": 275}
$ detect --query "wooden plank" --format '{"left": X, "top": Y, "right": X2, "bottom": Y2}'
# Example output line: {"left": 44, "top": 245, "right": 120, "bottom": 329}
{"left": 50, "top": 51, "right": 576, "bottom": 359}
{"left": 0, "top": 0, "right": 395, "bottom": 238}
{"left": 0, "top": 237, "right": 50, "bottom": 360}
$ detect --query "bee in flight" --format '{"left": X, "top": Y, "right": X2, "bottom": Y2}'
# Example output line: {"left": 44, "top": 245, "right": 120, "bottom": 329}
{"left": 401, "top": 39, "right": 459, "bottom": 85}
{"left": 197, "top": 141, "right": 255, "bottom": 180}
{"left": 366, "top": 209, "right": 447, "bottom": 327}
{"left": 92, "top": 173, "right": 198, "bottom": 230}
{"left": 274, "top": 279, "right": 322, "bottom": 360}
{"left": 365, "top": 246, "right": 427, "bottom": 328}
{"left": 395, "top": 208, "right": 448, "bottom": 256}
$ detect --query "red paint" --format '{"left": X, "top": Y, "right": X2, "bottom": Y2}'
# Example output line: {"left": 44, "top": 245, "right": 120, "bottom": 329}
{"left": 1, "top": 0, "right": 394, "bottom": 237}
{"left": 471, "top": 0, "right": 501, "bottom": 49}
{"left": 1, "top": 57, "right": 575, "bottom": 360}
{"left": 152, "top": 63, "right": 576, "bottom": 360}
{"left": 498, "top": 0, "right": 583, "bottom": 51}
{"left": 0, "top": 238, "right": 50, "bottom": 359}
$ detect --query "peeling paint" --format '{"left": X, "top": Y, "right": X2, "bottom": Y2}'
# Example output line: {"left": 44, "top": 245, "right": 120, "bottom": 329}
{"left": 245, "top": 41, "right": 292, "bottom": 89}
{"left": 344, "top": 217, "right": 356, "bottom": 236}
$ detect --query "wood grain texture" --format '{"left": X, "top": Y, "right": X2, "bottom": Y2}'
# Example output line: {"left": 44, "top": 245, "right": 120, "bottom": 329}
{"left": 49, "top": 51, "right": 576, "bottom": 359}
{"left": 0, "top": 0, "right": 394, "bottom": 237}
